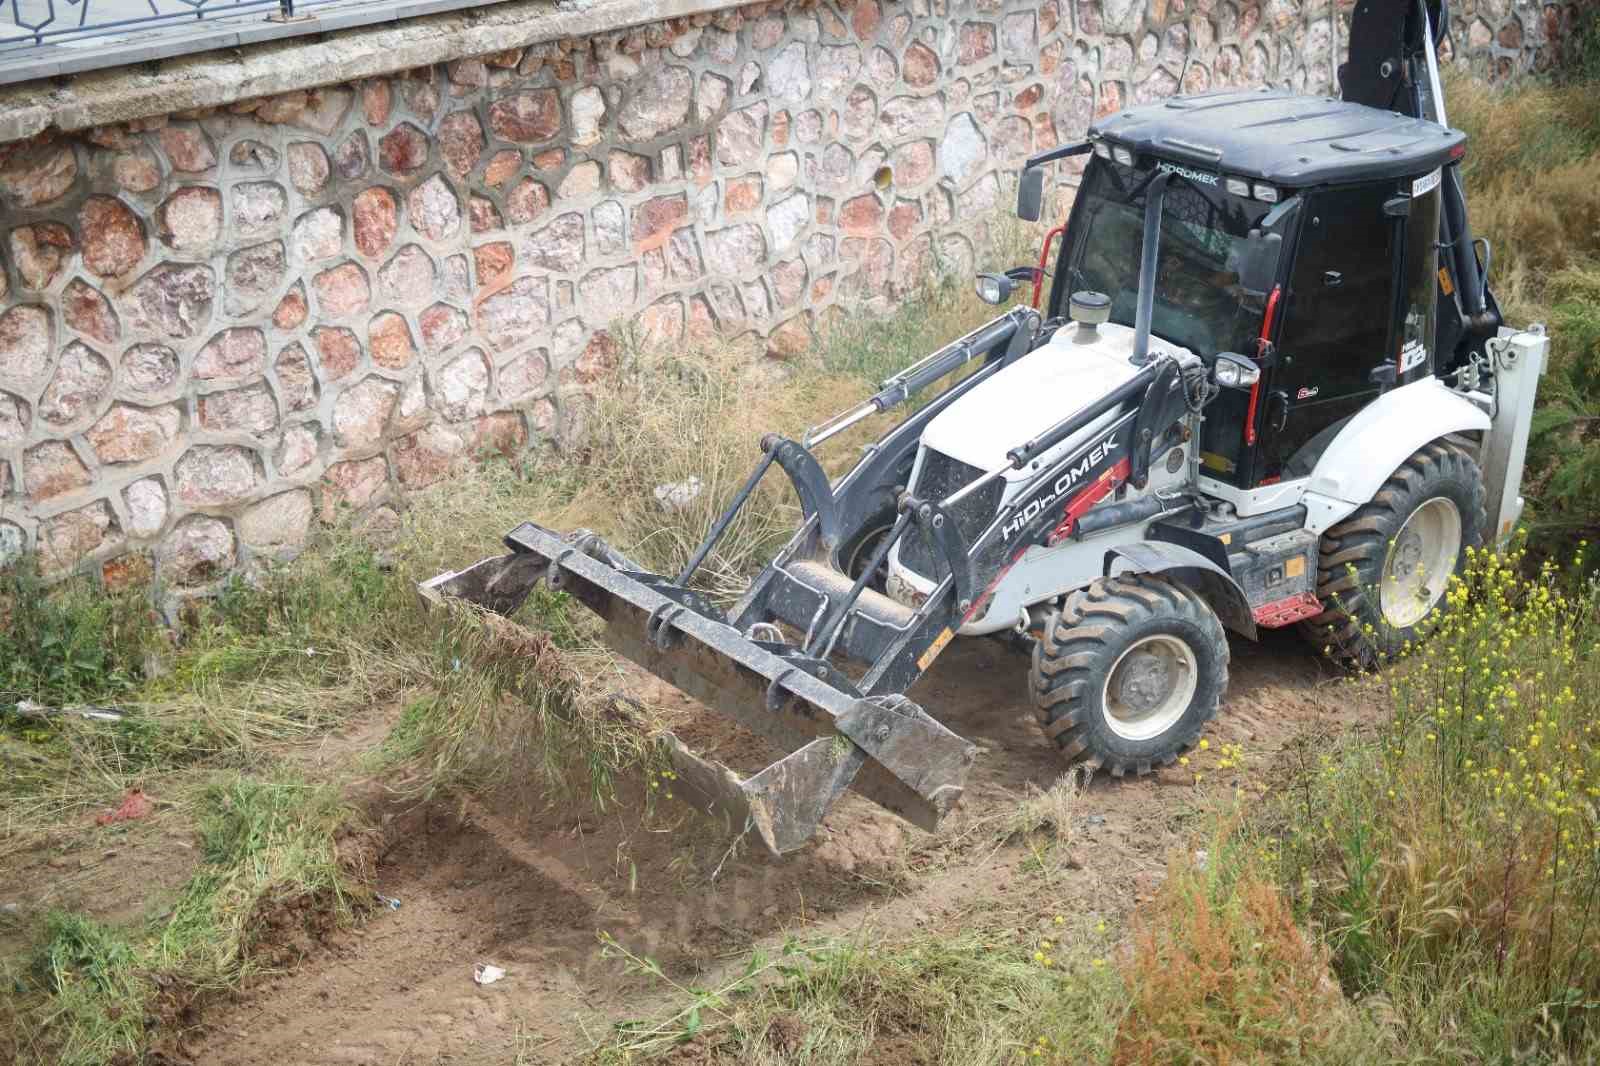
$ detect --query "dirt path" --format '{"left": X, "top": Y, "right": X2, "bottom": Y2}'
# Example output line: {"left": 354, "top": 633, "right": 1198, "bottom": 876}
{"left": 182, "top": 628, "right": 1365, "bottom": 1066}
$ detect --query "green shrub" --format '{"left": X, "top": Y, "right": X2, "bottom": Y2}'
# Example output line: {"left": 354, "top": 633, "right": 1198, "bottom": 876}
{"left": 1281, "top": 544, "right": 1600, "bottom": 1058}
{"left": 0, "top": 564, "right": 160, "bottom": 707}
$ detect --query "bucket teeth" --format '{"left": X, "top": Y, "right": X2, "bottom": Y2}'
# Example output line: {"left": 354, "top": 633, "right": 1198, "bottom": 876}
{"left": 420, "top": 522, "right": 977, "bottom": 854}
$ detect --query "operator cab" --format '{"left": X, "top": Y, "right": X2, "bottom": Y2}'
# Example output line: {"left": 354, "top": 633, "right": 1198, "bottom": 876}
{"left": 1023, "top": 88, "right": 1464, "bottom": 502}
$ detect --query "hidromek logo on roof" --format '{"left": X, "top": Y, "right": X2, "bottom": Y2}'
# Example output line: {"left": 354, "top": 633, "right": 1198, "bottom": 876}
{"left": 1156, "top": 160, "right": 1220, "bottom": 186}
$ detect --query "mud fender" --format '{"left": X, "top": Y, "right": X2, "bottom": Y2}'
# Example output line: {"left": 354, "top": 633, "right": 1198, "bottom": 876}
{"left": 1302, "top": 376, "right": 1490, "bottom": 534}
{"left": 1104, "top": 540, "right": 1257, "bottom": 639}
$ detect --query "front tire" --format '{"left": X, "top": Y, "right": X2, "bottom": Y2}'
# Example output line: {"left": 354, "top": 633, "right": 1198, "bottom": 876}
{"left": 1300, "top": 439, "right": 1485, "bottom": 665}
{"left": 837, "top": 508, "right": 897, "bottom": 593}
{"left": 1030, "top": 574, "right": 1228, "bottom": 776}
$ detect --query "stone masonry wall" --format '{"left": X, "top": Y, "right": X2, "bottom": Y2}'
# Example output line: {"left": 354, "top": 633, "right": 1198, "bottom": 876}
{"left": 0, "top": 0, "right": 1584, "bottom": 593}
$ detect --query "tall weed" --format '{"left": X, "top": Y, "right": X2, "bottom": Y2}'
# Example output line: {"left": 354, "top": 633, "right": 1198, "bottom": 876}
{"left": 1284, "top": 544, "right": 1600, "bottom": 1057}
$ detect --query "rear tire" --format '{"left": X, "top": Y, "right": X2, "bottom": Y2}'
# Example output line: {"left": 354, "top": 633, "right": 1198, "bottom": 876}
{"left": 1030, "top": 574, "right": 1228, "bottom": 776}
{"left": 1299, "top": 439, "right": 1485, "bottom": 665}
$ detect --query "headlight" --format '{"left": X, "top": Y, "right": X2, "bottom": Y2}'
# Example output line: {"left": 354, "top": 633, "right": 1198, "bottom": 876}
{"left": 1213, "top": 355, "right": 1261, "bottom": 388}
{"left": 1112, "top": 146, "right": 1134, "bottom": 167}
{"left": 1225, "top": 177, "right": 1251, "bottom": 197}
{"left": 1093, "top": 141, "right": 1112, "bottom": 159}
{"left": 1252, "top": 183, "right": 1279, "bottom": 203}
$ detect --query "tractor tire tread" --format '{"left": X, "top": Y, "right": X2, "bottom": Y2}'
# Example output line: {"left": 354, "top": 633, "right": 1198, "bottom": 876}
{"left": 1299, "top": 439, "right": 1486, "bottom": 666}
{"left": 1030, "top": 573, "right": 1228, "bottom": 777}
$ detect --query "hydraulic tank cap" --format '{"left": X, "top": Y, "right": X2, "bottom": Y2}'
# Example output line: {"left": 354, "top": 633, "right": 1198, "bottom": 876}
{"left": 1069, "top": 289, "right": 1111, "bottom": 343}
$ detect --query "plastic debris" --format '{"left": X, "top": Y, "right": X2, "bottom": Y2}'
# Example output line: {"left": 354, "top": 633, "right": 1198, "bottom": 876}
{"left": 375, "top": 893, "right": 402, "bottom": 910}
{"left": 652, "top": 476, "right": 704, "bottom": 512}
{"left": 95, "top": 789, "right": 154, "bottom": 826}
{"left": 13, "top": 700, "right": 125, "bottom": 723}
{"left": 473, "top": 963, "right": 507, "bottom": 985}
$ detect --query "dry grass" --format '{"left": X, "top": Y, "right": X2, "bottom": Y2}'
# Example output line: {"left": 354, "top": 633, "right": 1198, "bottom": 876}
{"left": 1447, "top": 68, "right": 1600, "bottom": 547}
{"left": 553, "top": 342, "right": 865, "bottom": 604}
{"left": 593, "top": 919, "right": 1125, "bottom": 1066}
{"left": 1448, "top": 70, "right": 1600, "bottom": 326}
{"left": 1114, "top": 817, "right": 1385, "bottom": 1065}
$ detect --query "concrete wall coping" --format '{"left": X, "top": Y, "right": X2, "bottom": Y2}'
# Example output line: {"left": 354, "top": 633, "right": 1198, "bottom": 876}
{"left": 0, "top": 0, "right": 745, "bottom": 146}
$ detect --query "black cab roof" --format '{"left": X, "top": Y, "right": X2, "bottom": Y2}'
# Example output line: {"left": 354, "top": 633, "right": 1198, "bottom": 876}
{"left": 1090, "top": 87, "right": 1466, "bottom": 187}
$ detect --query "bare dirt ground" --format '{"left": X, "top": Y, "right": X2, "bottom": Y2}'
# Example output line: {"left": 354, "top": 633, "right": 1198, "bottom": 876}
{"left": 139, "top": 627, "right": 1366, "bottom": 1065}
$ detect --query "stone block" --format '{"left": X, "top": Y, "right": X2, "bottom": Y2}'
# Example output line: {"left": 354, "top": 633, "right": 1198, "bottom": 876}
{"left": 123, "top": 476, "right": 169, "bottom": 537}
{"left": 121, "top": 343, "right": 181, "bottom": 399}
{"left": 175, "top": 444, "right": 262, "bottom": 506}
{"left": 232, "top": 182, "right": 288, "bottom": 238}
{"left": 61, "top": 279, "right": 120, "bottom": 346}
{"left": 432, "top": 349, "right": 490, "bottom": 421}
{"left": 489, "top": 90, "right": 563, "bottom": 143}
{"left": 39, "top": 342, "right": 112, "bottom": 428}
{"left": 39, "top": 501, "right": 120, "bottom": 574}
{"left": 199, "top": 382, "right": 279, "bottom": 434}
{"left": 239, "top": 489, "right": 314, "bottom": 552}
{"left": 313, "top": 262, "right": 372, "bottom": 318}
{"left": 1, "top": 142, "right": 79, "bottom": 208}
{"left": 408, "top": 175, "right": 462, "bottom": 241}
{"left": 24, "top": 440, "right": 92, "bottom": 502}
{"left": 9, "top": 223, "right": 76, "bottom": 291}
{"left": 88, "top": 403, "right": 182, "bottom": 463}
{"left": 159, "top": 515, "right": 236, "bottom": 586}
{"left": 158, "top": 186, "right": 223, "bottom": 250}
{"left": 274, "top": 343, "right": 319, "bottom": 413}
{"left": 195, "top": 327, "right": 267, "bottom": 382}
{"left": 288, "top": 142, "right": 332, "bottom": 194}
{"left": 368, "top": 312, "right": 417, "bottom": 369}
{"left": 313, "top": 326, "right": 362, "bottom": 381}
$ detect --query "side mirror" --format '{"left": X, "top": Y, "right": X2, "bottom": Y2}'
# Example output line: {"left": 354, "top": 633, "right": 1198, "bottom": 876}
{"left": 975, "top": 272, "right": 1015, "bottom": 305}
{"left": 1238, "top": 230, "right": 1282, "bottom": 295}
{"left": 1212, "top": 351, "right": 1261, "bottom": 389}
{"left": 1016, "top": 166, "right": 1044, "bottom": 223}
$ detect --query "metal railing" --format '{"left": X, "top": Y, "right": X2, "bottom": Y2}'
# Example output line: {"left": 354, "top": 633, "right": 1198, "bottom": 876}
{"left": 0, "top": 0, "right": 515, "bottom": 86}
{"left": 5, "top": 0, "right": 301, "bottom": 49}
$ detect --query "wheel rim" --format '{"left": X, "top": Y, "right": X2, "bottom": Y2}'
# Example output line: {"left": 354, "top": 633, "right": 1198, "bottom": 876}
{"left": 1379, "top": 497, "right": 1462, "bottom": 629}
{"left": 1101, "top": 634, "right": 1199, "bottom": 742}
{"left": 844, "top": 525, "right": 893, "bottom": 591}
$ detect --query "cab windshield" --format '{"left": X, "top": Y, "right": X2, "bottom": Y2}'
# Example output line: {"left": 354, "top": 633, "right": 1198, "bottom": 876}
{"left": 1062, "top": 159, "right": 1274, "bottom": 358}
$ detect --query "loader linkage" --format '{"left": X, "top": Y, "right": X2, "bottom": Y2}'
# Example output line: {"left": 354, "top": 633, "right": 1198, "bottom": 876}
{"left": 422, "top": 522, "right": 977, "bottom": 855}
{"left": 421, "top": 308, "right": 1042, "bottom": 854}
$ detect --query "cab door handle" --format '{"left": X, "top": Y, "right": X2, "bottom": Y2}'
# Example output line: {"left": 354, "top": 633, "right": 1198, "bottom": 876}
{"left": 1265, "top": 391, "right": 1290, "bottom": 435}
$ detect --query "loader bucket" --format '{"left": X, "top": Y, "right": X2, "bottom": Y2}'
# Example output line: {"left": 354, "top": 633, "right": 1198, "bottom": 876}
{"left": 419, "top": 522, "right": 977, "bottom": 855}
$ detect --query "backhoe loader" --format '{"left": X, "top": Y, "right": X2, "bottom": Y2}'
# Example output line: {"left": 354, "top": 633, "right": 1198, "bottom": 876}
{"left": 423, "top": 0, "right": 1546, "bottom": 854}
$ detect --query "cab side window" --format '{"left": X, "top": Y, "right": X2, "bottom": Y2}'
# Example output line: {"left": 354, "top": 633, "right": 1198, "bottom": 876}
{"left": 1261, "top": 183, "right": 1396, "bottom": 479}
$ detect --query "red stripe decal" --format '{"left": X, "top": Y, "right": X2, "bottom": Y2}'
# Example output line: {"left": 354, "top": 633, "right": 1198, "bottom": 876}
{"left": 962, "top": 457, "right": 1134, "bottom": 626}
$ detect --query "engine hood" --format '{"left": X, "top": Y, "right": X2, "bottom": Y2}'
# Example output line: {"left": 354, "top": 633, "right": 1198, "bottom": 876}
{"left": 919, "top": 321, "right": 1192, "bottom": 478}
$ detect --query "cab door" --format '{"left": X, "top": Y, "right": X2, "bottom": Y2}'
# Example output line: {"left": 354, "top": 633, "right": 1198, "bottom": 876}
{"left": 1256, "top": 182, "right": 1399, "bottom": 481}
